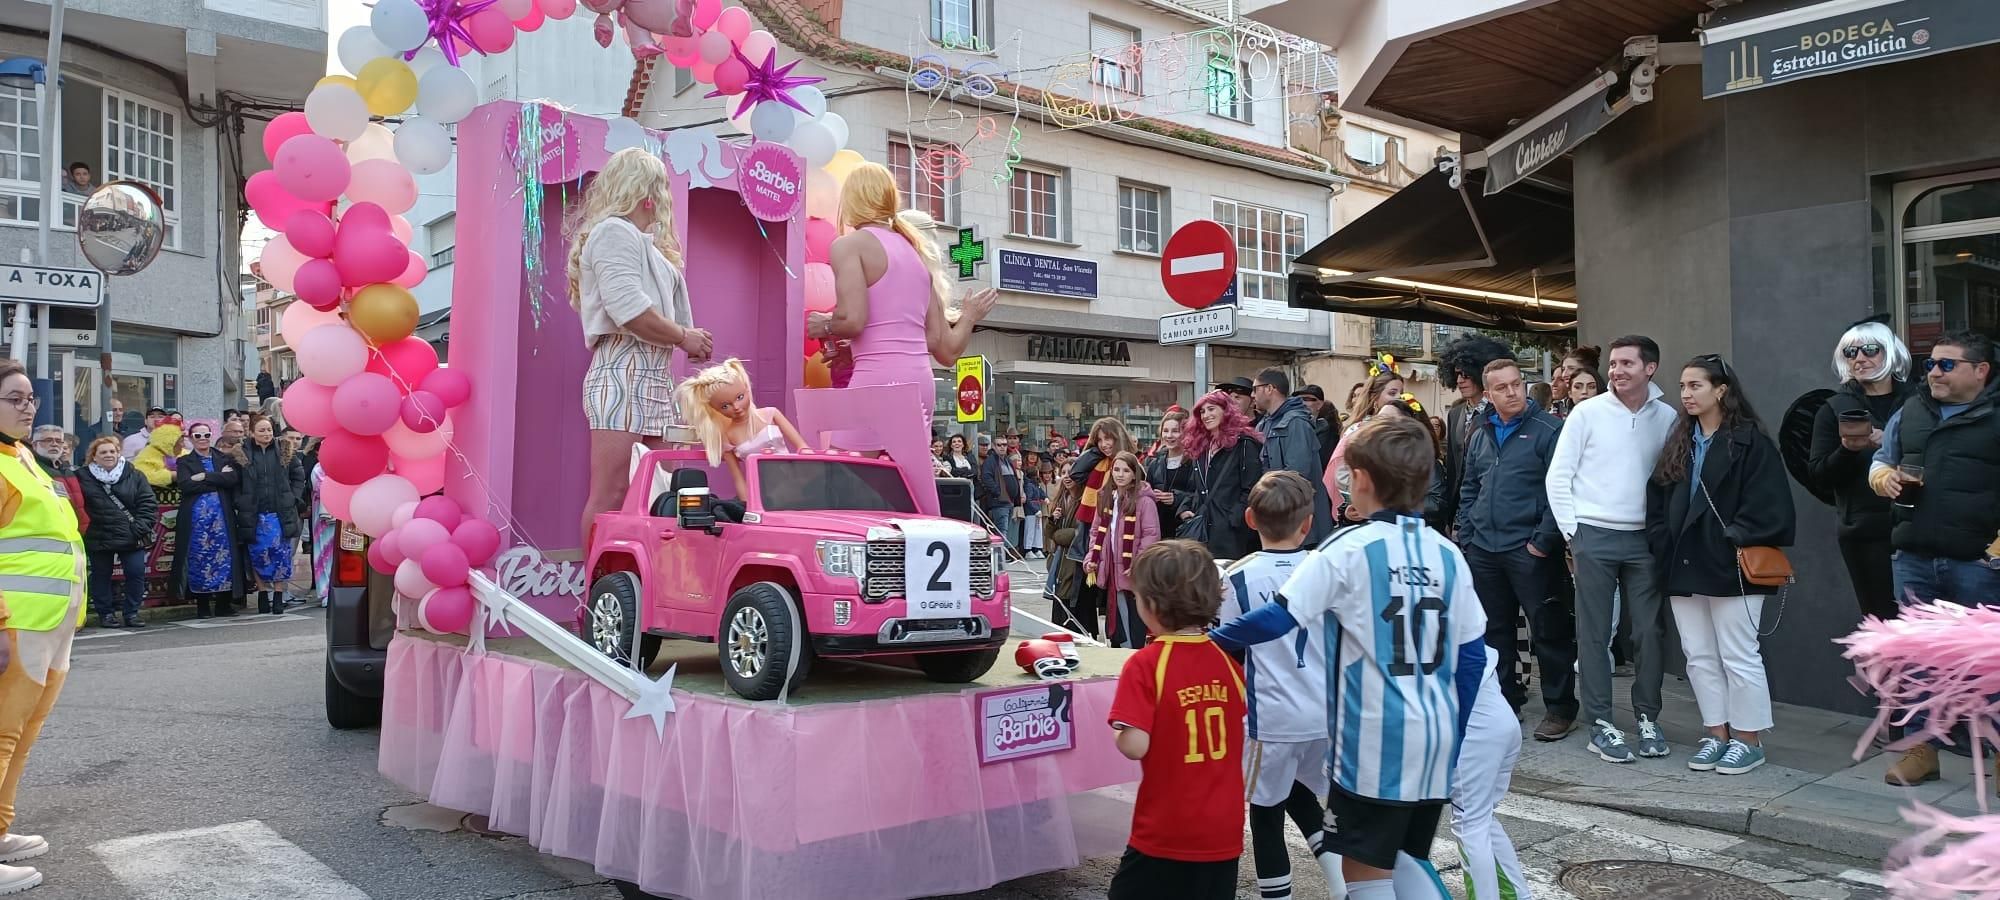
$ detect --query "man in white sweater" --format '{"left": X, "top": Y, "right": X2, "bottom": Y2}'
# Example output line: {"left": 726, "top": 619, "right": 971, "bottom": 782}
{"left": 1545, "top": 335, "right": 1677, "bottom": 764}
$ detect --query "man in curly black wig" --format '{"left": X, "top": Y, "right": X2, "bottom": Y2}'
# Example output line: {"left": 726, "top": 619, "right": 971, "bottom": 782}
{"left": 1436, "top": 333, "right": 1515, "bottom": 533}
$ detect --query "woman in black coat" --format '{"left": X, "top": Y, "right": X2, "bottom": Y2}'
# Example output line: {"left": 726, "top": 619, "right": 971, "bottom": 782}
{"left": 171, "top": 422, "right": 245, "bottom": 618}
{"left": 236, "top": 415, "right": 307, "bottom": 614}
{"left": 1144, "top": 410, "right": 1197, "bottom": 539}
{"left": 1645, "top": 355, "right": 1794, "bottom": 775}
{"left": 1185, "top": 391, "right": 1265, "bottom": 562}
{"left": 1805, "top": 319, "right": 1915, "bottom": 624}
{"left": 79, "top": 436, "right": 159, "bottom": 628}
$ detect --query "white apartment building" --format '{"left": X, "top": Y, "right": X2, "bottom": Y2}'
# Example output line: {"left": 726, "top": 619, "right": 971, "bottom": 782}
{"left": 631, "top": 0, "right": 1344, "bottom": 446}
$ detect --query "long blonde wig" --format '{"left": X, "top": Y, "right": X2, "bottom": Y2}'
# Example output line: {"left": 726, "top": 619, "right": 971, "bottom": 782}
{"left": 675, "top": 357, "right": 752, "bottom": 466}
{"left": 839, "top": 162, "right": 950, "bottom": 303}
{"left": 566, "top": 147, "right": 683, "bottom": 307}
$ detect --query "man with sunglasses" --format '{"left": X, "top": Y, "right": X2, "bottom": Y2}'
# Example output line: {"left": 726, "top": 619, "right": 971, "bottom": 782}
{"left": 1867, "top": 331, "right": 2000, "bottom": 789}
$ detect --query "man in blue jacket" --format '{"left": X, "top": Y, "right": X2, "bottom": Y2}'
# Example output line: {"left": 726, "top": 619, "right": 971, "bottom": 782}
{"left": 1457, "top": 358, "right": 1576, "bottom": 742}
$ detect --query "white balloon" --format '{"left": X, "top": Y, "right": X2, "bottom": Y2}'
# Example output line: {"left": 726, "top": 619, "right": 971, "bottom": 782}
{"left": 789, "top": 119, "right": 838, "bottom": 168}
{"left": 345, "top": 123, "right": 397, "bottom": 163}
{"left": 820, "top": 111, "right": 849, "bottom": 151}
{"left": 336, "top": 26, "right": 393, "bottom": 76}
{"left": 394, "top": 118, "right": 454, "bottom": 176}
{"left": 304, "top": 83, "right": 371, "bottom": 142}
{"left": 417, "top": 65, "right": 479, "bottom": 125}
{"left": 406, "top": 45, "right": 448, "bottom": 77}
{"left": 749, "top": 102, "right": 798, "bottom": 143}
{"left": 371, "top": 0, "right": 432, "bottom": 53}
{"left": 792, "top": 85, "right": 827, "bottom": 120}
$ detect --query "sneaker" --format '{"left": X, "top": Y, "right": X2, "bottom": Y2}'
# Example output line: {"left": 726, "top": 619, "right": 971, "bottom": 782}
{"left": 1533, "top": 712, "right": 1575, "bottom": 742}
{"left": 97, "top": 616, "right": 118, "bottom": 629}
{"left": 1885, "top": 744, "right": 1941, "bottom": 786}
{"left": 1637, "top": 716, "right": 1670, "bottom": 758}
{"left": 122, "top": 614, "right": 145, "bottom": 629}
{"left": 0, "top": 835, "right": 46, "bottom": 864}
{"left": 1716, "top": 740, "right": 1766, "bottom": 775}
{"left": 1687, "top": 737, "right": 1726, "bottom": 771}
{"left": 0, "top": 863, "right": 40, "bottom": 894}
{"left": 1590, "top": 721, "right": 1634, "bottom": 764}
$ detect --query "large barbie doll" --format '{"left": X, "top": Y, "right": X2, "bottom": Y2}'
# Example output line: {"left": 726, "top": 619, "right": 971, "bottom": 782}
{"left": 676, "top": 359, "right": 811, "bottom": 503}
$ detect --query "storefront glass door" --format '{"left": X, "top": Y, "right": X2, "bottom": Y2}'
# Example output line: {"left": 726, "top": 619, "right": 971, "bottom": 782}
{"left": 62, "top": 353, "right": 161, "bottom": 437}
{"left": 1897, "top": 172, "right": 2000, "bottom": 354}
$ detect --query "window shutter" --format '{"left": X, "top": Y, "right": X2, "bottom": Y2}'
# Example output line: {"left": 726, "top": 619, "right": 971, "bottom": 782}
{"left": 1091, "top": 21, "right": 1133, "bottom": 53}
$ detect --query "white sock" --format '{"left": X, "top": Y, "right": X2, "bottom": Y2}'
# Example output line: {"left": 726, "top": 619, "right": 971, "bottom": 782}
{"left": 1317, "top": 849, "right": 1346, "bottom": 899}
{"left": 1257, "top": 873, "right": 1293, "bottom": 900}
{"left": 1345, "top": 878, "right": 1394, "bottom": 900}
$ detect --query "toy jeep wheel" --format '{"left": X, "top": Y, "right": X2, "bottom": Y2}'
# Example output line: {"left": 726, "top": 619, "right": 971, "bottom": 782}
{"left": 585, "top": 572, "right": 659, "bottom": 670}
{"left": 719, "top": 582, "right": 812, "bottom": 700}
{"left": 915, "top": 647, "right": 1002, "bottom": 684}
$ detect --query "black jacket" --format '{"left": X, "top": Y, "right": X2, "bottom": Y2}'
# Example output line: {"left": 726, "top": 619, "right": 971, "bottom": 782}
{"left": 1645, "top": 423, "right": 1797, "bottom": 597}
{"left": 79, "top": 464, "right": 159, "bottom": 554}
{"left": 1193, "top": 437, "right": 1265, "bottom": 561}
{"left": 1145, "top": 452, "right": 1199, "bottom": 540}
{"left": 1455, "top": 400, "right": 1564, "bottom": 555}
{"left": 1807, "top": 379, "right": 1914, "bottom": 541}
{"left": 236, "top": 441, "right": 308, "bottom": 539}
{"left": 1258, "top": 397, "right": 1334, "bottom": 544}
{"left": 1439, "top": 396, "right": 1484, "bottom": 531}
{"left": 169, "top": 449, "right": 245, "bottom": 600}
{"left": 943, "top": 454, "right": 976, "bottom": 484}
{"left": 1890, "top": 378, "right": 2000, "bottom": 561}
{"left": 979, "top": 451, "right": 1022, "bottom": 508}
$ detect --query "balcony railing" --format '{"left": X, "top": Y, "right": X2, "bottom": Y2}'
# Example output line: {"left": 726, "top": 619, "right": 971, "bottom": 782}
{"left": 1372, "top": 319, "right": 1424, "bottom": 355}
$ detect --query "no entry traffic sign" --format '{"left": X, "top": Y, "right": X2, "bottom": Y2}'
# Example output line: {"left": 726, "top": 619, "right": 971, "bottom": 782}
{"left": 1160, "top": 220, "right": 1237, "bottom": 310}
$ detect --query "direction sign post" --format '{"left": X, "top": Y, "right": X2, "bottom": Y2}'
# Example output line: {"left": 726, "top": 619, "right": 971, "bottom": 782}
{"left": 1159, "top": 221, "right": 1239, "bottom": 395}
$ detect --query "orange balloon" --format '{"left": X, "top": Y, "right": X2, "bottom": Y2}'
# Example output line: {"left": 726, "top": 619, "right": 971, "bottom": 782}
{"left": 348, "top": 283, "right": 420, "bottom": 344}
{"left": 803, "top": 353, "right": 832, "bottom": 388}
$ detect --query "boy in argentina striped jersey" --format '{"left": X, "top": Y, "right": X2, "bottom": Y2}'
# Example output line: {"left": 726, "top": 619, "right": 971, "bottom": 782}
{"left": 1215, "top": 416, "right": 1487, "bottom": 900}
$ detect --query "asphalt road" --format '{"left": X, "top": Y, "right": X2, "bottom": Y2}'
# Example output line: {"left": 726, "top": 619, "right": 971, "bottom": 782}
{"left": 8, "top": 600, "right": 1893, "bottom": 900}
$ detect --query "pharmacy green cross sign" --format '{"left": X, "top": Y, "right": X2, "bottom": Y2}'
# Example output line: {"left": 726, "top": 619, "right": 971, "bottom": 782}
{"left": 949, "top": 227, "right": 987, "bottom": 281}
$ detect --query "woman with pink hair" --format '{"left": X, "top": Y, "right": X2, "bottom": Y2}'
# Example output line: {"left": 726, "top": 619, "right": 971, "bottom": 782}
{"left": 1184, "top": 390, "right": 1266, "bottom": 561}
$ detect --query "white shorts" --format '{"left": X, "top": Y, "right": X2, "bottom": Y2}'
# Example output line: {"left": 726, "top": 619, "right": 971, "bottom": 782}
{"left": 1247, "top": 738, "right": 1330, "bottom": 807}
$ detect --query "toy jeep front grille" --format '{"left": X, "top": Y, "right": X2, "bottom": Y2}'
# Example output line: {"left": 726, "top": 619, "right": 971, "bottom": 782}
{"left": 862, "top": 538, "right": 997, "bottom": 603}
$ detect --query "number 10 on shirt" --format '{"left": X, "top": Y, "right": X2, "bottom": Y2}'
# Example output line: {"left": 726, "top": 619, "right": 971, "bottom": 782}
{"left": 1182, "top": 706, "right": 1229, "bottom": 763}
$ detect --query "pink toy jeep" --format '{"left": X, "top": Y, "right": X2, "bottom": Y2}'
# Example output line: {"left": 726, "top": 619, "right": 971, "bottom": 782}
{"left": 583, "top": 448, "right": 1012, "bottom": 700}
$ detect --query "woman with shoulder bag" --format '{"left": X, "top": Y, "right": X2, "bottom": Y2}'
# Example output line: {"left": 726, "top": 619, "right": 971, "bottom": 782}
{"left": 1184, "top": 391, "right": 1265, "bottom": 561}
{"left": 79, "top": 437, "right": 158, "bottom": 628}
{"left": 1645, "top": 355, "right": 1795, "bottom": 777}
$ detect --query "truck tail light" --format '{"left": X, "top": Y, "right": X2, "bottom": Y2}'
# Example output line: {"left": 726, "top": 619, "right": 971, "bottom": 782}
{"left": 335, "top": 522, "right": 367, "bottom": 588}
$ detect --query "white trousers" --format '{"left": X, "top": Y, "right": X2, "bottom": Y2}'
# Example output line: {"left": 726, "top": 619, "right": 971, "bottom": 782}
{"left": 1451, "top": 673, "right": 1532, "bottom": 900}
{"left": 1670, "top": 593, "right": 1773, "bottom": 733}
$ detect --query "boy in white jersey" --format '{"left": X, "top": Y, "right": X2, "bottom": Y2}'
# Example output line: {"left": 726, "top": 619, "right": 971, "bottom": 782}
{"left": 1214, "top": 416, "right": 1488, "bottom": 900}
{"left": 1220, "top": 472, "right": 1342, "bottom": 900}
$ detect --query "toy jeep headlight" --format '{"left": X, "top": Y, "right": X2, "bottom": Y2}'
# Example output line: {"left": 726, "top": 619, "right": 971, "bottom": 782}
{"left": 815, "top": 540, "right": 867, "bottom": 579}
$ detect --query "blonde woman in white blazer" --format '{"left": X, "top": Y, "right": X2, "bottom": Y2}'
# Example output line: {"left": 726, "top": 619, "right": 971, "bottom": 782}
{"left": 566, "top": 148, "right": 713, "bottom": 543}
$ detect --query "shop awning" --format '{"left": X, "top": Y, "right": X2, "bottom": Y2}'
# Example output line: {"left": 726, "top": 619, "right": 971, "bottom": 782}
{"left": 1287, "top": 165, "right": 1578, "bottom": 333}
{"left": 1702, "top": 0, "right": 2000, "bottom": 98}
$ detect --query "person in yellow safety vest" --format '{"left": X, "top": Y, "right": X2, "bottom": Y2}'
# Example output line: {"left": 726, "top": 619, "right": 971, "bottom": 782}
{"left": 0, "top": 361, "right": 87, "bottom": 894}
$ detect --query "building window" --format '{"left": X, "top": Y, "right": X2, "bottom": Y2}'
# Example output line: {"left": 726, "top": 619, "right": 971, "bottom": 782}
{"left": 1118, "top": 182, "right": 1164, "bottom": 255}
{"left": 0, "top": 84, "right": 42, "bottom": 226}
{"left": 931, "top": 0, "right": 983, "bottom": 47}
{"left": 1213, "top": 198, "right": 1307, "bottom": 320}
{"left": 104, "top": 91, "right": 179, "bottom": 249}
{"left": 1896, "top": 172, "right": 2000, "bottom": 355}
{"left": 1009, "top": 166, "right": 1064, "bottom": 241}
{"left": 1343, "top": 124, "right": 1398, "bottom": 168}
{"left": 673, "top": 63, "right": 696, "bottom": 95}
{"left": 1091, "top": 19, "right": 1141, "bottom": 93}
{"left": 887, "top": 138, "right": 951, "bottom": 222}
{"left": 427, "top": 214, "right": 456, "bottom": 268}
{"left": 1206, "top": 54, "right": 1251, "bottom": 122}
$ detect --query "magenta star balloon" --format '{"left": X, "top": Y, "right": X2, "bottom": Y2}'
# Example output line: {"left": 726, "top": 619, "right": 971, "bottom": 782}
{"left": 707, "top": 46, "right": 826, "bottom": 119}
{"left": 405, "top": 0, "right": 501, "bottom": 67}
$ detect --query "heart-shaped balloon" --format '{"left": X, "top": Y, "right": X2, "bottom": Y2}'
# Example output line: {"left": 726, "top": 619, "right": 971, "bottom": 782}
{"left": 334, "top": 203, "right": 411, "bottom": 287}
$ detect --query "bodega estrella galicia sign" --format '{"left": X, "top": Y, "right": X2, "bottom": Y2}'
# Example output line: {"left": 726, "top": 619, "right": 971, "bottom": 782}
{"left": 1702, "top": 0, "right": 2000, "bottom": 98}
{"left": 976, "top": 683, "right": 1075, "bottom": 765}
{"left": 1484, "top": 74, "right": 1614, "bottom": 196}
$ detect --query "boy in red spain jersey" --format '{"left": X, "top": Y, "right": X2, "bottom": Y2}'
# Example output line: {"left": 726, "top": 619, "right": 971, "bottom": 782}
{"left": 1106, "top": 539, "right": 1247, "bottom": 900}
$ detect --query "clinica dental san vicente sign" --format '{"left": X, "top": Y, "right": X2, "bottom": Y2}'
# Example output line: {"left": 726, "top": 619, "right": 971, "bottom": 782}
{"left": 1702, "top": 0, "right": 2000, "bottom": 98}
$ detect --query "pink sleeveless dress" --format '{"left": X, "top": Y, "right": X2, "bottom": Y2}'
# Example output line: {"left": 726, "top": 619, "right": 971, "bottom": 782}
{"left": 847, "top": 226, "right": 936, "bottom": 424}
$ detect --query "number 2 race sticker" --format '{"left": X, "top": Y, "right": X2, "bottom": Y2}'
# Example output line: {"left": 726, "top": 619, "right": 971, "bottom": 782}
{"left": 897, "top": 519, "right": 971, "bottom": 619}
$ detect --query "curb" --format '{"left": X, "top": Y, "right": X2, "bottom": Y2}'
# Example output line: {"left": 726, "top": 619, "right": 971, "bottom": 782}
{"left": 1511, "top": 775, "right": 1902, "bottom": 861}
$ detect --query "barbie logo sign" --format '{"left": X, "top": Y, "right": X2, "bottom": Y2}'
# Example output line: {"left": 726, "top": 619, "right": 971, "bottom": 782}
{"left": 976, "top": 683, "right": 1075, "bottom": 764}
{"left": 502, "top": 106, "right": 583, "bottom": 183}
{"left": 739, "top": 142, "right": 804, "bottom": 222}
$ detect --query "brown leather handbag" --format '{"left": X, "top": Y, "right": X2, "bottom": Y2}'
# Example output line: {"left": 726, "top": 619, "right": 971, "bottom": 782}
{"left": 1700, "top": 482, "right": 1794, "bottom": 587}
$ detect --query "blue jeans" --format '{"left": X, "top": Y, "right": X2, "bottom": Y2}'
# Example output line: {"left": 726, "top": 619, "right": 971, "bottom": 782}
{"left": 88, "top": 549, "right": 149, "bottom": 619}
{"left": 985, "top": 506, "right": 1019, "bottom": 551}
{"left": 1892, "top": 551, "right": 2000, "bottom": 753}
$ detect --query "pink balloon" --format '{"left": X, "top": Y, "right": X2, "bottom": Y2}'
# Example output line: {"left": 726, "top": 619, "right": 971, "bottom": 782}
{"left": 395, "top": 557, "right": 437, "bottom": 599}
{"left": 393, "top": 250, "right": 427, "bottom": 288}
{"left": 803, "top": 261, "right": 836, "bottom": 313}
{"left": 691, "top": 59, "right": 718, "bottom": 84}
{"left": 355, "top": 474, "right": 421, "bottom": 538}
{"left": 690, "top": 0, "right": 719, "bottom": 28}
{"left": 322, "top": 430, "right": 392, "bottom": 485}
{"left": 420, "top": 367, "right": 472, "bottom": 408}
{"left": 286, "top": 210, "right": 337, "bottom": 258}
{"left": 740, "top": 29, "right": 775, "bottom": 63}
{"left": 367, "top": 538, "right": 399, "bottom": 576}
{"left": 712, "top": 58, "right": 748, "bottom": 94}
{"left": 321, "top": 476, "right": 358, "bottom": 521}
{"left": 622, "top": 0, "right": 680, "bottom": 32}
{"left": 283, "top": 379, "right": 339, "bottom": 436}
{"left": 661, "top": 36, "right": 699, "bottom": 67}
{"left": 376, "top": 528, "right": 407, "bottom": 567}
{"left": 341, "top": 201, "right": 391, "bottom": 232}
{"left": 346, "top": 159, "right": 418, "bottom": 216}
{"left": 541, "top": 0, "right": 578, "bottom": 18}
{"left": 262, "top": 112, "right": 315, "bottom": 162}
{"left": 466, "top": 7, "right": 517, "bottom": 53}
{"left": 514, "top": 6, "right": 545, "bottom": 30}
{"left": 275, "top": 135, "right": 351, "bottom": 203}
{"left": 280, "top": 300, "right": 341, "bottom": 347}
{"left": 401, "top": 391, "right": 447, "bottom": 432}
{"left": 804, "top": 217, "right": 835, "bottom": 264}
{"left": 451, "top": 518, "right": 502, "bottom": 567}
{"left": 416, "top": 495, "right": 464, "bottom": 528}
{"left": 366, "top": 336, "right": 440, "bottom": 389}
{"left": 392, "top": 450, "right": 447, "bottom": 495}
{"left": 397, "top": 517, "right": 451, "bottom": 559}
{"left": 247, "top": 171, "right": 330, "bottom": 231}
{"left": 384, "top": 417, "right": 451, "bottom": 458}
{"left": 296, "top": 324, "right": 368, "bottom": 386}
{"left": 715, "top": 4, "right": 751, "bottom": 41}
{"left": 333, "top": 372, "right": 404, "bottom": 436}
{"left": 294, "top": 258, "right": 344, "bottom": 310}
{"left": 392, "top": 501, "right": 421, "bottom": 531}
{"left": 696, "top": 29, "right": 732, "bottom": 64}
{"left": 417, "top": 585, "right": 475, "bottom": 633}
{"left": 420, "top": 542, "right": 471, "bottom": 588}
{"left": 390, "top": 215, "right": 413, "bottom": 245}
{"left": 258, "top": 235, "right": 308, "bottom": 293}
{"left": 333, "top": 224, "right": 409, "bottom": 288}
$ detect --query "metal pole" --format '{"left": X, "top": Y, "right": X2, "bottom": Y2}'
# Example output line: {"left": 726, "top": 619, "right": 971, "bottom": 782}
{"left": 1193, "top": 342, "right": 1210, "bottom": 407}
{"left": 97, "top": 283, "right": 111, "bottom": 437}
{"left": 28, "top": 0, "right": 64, "bottom": 376}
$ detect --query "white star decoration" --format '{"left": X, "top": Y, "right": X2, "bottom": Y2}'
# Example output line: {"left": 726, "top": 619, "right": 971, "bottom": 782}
{"left": 622, "top": 664, "right": 679, "bottom": 739}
